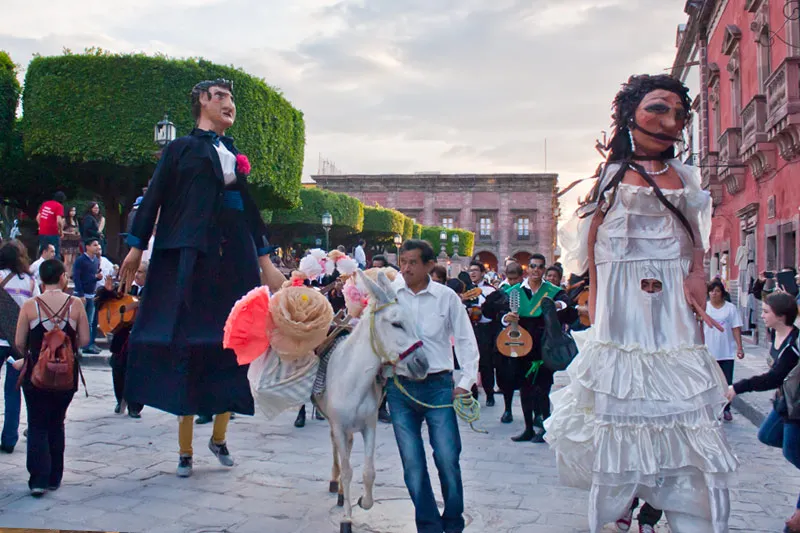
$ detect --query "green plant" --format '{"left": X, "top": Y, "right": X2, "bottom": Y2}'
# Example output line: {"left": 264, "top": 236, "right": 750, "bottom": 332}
{"left": 419, "top": 226, "right": 474, "bottom": 256}
{"left": 0, "top": 50, "right": 19, "bottom": 167}
{"left": 362, "top": 204, "right": 406, "bottom": 239}
{"left": 269, "top": 187, "right": 363, "bottom": 246}
{"left": 402, "top": 216, "right": 414, "bottom": 241}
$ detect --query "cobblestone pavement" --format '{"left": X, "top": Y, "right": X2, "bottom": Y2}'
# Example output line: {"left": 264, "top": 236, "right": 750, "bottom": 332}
{"left": 0, "top": 365, "right": 798, "bottom": 533}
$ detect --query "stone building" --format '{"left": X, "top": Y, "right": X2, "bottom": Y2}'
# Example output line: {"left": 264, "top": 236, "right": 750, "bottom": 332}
{"left": 312, "top": 173, "right": 559, "bottom": 272}
{"left": 673, "top": 0, "right": 800, "bottom": 348}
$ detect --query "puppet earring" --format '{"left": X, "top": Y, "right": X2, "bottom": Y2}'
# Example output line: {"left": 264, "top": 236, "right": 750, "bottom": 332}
{"left": 628, "top": 128, "right": 637, "bottom": 153}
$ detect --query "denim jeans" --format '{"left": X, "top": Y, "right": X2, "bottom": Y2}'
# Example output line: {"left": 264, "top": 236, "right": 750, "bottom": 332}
{"left": 387, "top": 372, "right": 464, "bottom": 533}
{"left": 0, "top": 347, "right": 21, "bottom": 448}
{"left": 83, "top": 297, "right": 97, "bottom": 349}
{"left": 758, "top": 408, "right": 800, "bottom": 507}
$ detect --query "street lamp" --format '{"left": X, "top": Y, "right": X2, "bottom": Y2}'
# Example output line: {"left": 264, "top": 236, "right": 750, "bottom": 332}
{"left": 154, "top": 113, "right": 176, "bottom": 148}
{"left": 321, "top": 211, "right": 333, "bottom": 251}
{"left": 393, "top": 233, "right": 402, "bottom": 260}
{"left": 439, "top": 230, "right": 448, "bottom": 259}
{"left": 451, "top": 233, "right": 460, "bottom": 259}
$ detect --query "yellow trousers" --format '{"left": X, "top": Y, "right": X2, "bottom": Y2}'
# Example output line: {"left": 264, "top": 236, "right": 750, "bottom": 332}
{"left": 178, "top": 412, "right": 231, "bottom": 456}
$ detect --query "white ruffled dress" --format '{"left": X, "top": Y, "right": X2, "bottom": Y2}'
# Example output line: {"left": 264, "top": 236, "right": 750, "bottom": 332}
{"left": 545, "top": 160, "right": 738, "bottom": 532}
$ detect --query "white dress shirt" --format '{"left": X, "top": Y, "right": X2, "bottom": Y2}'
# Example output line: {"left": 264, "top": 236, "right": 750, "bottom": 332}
{"left": 215, "top": 142, "right": 237, "bottom": 186}
{"left": 474, "top": 281, "right": 496, "bottom": 324}
{"left": 29, "top": 257, "right": 45, "bottom": 284}
{"left": 392, "top": 275, "right": 479, "bottom": 390}
{"left": 354, "top": 245, "right": 367, "bottom": 267}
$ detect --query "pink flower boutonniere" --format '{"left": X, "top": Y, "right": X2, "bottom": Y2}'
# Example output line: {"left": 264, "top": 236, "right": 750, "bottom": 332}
{"left": 236, "top": 154, "right": 251, "bottom": 176}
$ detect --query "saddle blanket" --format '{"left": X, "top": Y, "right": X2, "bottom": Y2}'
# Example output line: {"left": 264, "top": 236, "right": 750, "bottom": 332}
{"left": 248, "top": 349, "right": 318, "bottom": 420}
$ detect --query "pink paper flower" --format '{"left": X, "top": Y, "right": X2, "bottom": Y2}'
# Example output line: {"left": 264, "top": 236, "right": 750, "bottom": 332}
{"left": 236, "top": 154, "right": 251, "bottom": 176}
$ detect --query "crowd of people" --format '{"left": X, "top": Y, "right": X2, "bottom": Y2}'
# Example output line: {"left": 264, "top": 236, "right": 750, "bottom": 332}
{"left": 4, "top": 75, "right": 800, "bottom": 533}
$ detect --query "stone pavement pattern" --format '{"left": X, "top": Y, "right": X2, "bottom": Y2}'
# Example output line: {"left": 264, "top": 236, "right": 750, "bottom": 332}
{"left": 0, "top": 364, "right": 797, "bottom": 533}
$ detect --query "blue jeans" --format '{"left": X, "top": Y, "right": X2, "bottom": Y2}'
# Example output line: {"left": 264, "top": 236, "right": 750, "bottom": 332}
{"left": 83, "top": 298, "right": 97, "bottom": 349}
{"left": 758, "top": 408, "right": 800, "bottom": 507}
{"left": 387, "top": 372, "right": 464, "bottom": 533}
{"left": 0, "top": 347, "right": 22, "bottom": 449}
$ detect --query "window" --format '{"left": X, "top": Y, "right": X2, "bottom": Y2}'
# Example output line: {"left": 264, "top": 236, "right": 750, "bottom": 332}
{"left": 479, "top": 217, "right": 492, "bottom": 239}
{"left": 729, "top": 52, "right": 742, "bottom": 127}
{"left": 441, "top": 216, "right": 454, "bottom": 229}
{"left": 767, "top": 235, "right": 778, "bottom": 271}
{"left": 516, "top": 216, "right": 530, "bottom": 239}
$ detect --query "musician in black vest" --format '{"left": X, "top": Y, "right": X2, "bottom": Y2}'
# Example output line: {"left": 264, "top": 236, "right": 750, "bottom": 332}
{"left": 466, "top": 261, "right": 498, "bottom": 406}
{"left": 501, "top": 254, "right": 577, "bottom": 443}
{"left": 119, "top": 79, "right": 286, "bottom": 478}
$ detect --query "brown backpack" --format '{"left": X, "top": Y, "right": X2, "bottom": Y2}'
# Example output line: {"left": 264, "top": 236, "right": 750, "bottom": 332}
{"left": 30, "top": 297, "right": 77, "bottom": 392}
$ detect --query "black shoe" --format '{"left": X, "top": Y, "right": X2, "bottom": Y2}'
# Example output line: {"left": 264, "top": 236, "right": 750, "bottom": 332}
{"left": 128, "top": 410, "right": 142, "bottom": 419}
{"left": 486, "top": 395, "right": 495, "bottom": 407}
{"left": 229, "top": 413, "right": 236, "bottom": 420}
{"left": 47, "top": 483, "right": 60, "bottom": 491}
{"left": 294, "top": 409, "right": 306, "bottom": 428}
{"left": 314, "top": 408, "right": 326, "bottom": 421}
{"left": 532, "top": 431, "right": 547, "bottom": 443}
{"left": 533, "top": 414, "right": 544, "bottom": 430}
{"left": 0, "top": 443, "right": 13, "bottom": 453}
{"left": 114, "top": 401, "right": 127, "bottom": 414}
{"left": 501, "top": 410, "right": 513, "bottom": 424}
{"left": 196, "top": 415, "right": 213, "bottom": 425}
{"left": 378, "top": 408, "right": 392, "bottom": 424}
{"left": 511, "top": 428, "right": 535, "bottom": 442}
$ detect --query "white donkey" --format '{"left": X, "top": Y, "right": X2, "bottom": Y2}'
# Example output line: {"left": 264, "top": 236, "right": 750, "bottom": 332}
{"left": 316, "top": 271, "right": 429, "bottom": 533}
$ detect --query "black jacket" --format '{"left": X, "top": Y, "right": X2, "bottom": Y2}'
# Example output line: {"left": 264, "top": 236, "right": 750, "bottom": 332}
{"left": 127, "top": 129, "right": 271, "bottom": 256}
{"left": 734, "top": 327, "right": 800, "bottom": 395}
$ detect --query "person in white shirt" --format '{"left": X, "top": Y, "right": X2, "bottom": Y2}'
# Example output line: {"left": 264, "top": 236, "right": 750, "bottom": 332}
{"left": 29, "top": 244, "right": 55, "bottom": 288}
{"left": 704, "top": 279, "right": 744, "bottom": 421}
{"left": 388, "top": 239, "right": 478, "bottom": 533}
{"left": 354, "top": 239, "right": 367, "bottom": 269}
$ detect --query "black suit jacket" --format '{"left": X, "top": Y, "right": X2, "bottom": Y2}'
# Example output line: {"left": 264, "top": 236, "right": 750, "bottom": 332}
{"left": 127, "top": 129, "right": 270, "bottom": 256}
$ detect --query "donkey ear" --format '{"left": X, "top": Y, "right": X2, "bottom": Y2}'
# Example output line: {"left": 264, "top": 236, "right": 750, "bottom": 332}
{"left": 358, "top": 270, "right": 390, "bottom": 305}
{"left": 376, "top": 271, "right": 396, "bottom": 300}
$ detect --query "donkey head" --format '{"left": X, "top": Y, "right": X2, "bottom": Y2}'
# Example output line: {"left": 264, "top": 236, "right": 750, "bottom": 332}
{"left": 358, "top": 270, "right": 429, "bottom": 380}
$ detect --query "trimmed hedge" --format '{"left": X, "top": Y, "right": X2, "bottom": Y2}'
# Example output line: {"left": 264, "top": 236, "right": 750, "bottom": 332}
{"left": 21, "top": 50, "right": 305, "bottom": 208}
{"left": 271, "top": 187, "right": 363, "bottom": 233}
{"left": 0, "top": 51, "right": 19, "bottom": 166}
{"left": 362, "top": 204, "right": 406, "bottom": 237}
{"left": 412, "top": 223, "right": 422, "bottom": 239}
{"left": 402, "top": 216, "right": 414, "bottom": 241}
{"left": 420, "top": 226, "right": 474, "bottom": 257}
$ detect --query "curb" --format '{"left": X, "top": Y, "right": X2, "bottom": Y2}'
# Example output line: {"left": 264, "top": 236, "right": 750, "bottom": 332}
{"left": 79, "top": 353, "right": 111, "bottom": 367}
{"left": 732, "top": 395, "right": 766, "bottom": 428}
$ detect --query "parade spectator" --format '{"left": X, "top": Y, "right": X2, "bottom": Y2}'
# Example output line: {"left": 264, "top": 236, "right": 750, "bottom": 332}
{"left": 430, "top": 265, "right": 447, "bottom": 284}
{"left": 0, "top": 242, "right": 39, "bottom": 454}
{"left": 81, "top": 203, "right": 105, "bottom": 251}
{"left": 72, "top": 238, "right": 102, "bottom": 354}
{"left": 727, "top": 292, "right": 800, "bottom": 532}
{"left": 545, "top": 265, "right": 563, "bottom": 287}
{"left": 371, "top": 255, "right": 388, "bottom": 268}
{"left": 61, "top": 207, "right": 81, "bottom": 278}
{"left": 29, "top": 244, "right": 55, "bottom": 288}
{"left": 704, "top": 280, "right": 744, "bottom": 421}
{"left": 389, "top": 239, "right": 478, "bottom": 533}
{"left": 13, "top": 259, "right": 89, "bottom": 496}
{"left": 36, "top": 192, "right": 65, "bottom": 259}
{"left": 354, "top": 239, "right": 367, "bottom": 269}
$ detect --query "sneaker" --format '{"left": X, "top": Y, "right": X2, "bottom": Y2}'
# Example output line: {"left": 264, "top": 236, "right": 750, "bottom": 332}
{"left": 82, "top": 346, "right": 101, "bottom": 355}
{"left": 615, "top": 507, "right": 633, "bottom": 531}
{"left": 208, "top": 438, "right": 234, "bottom": 467}
{"left": 128, "top": 410, "right": 142, "bottom": 419}
{"left": 30, "top": 487, "right": 46, "bottom": 497}
{"left": 723, "top": 410, "right": 733, "bottom": 422}
{"left": 176, "top": 455, "right": 193, "bottom": 477}
{"left": 639, "top": 525, "right": 656, "bottom": 533}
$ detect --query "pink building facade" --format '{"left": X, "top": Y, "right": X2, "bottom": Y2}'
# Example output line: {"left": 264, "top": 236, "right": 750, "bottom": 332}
{"left": 311, "top": 173, "right": 559, "bottom": 272}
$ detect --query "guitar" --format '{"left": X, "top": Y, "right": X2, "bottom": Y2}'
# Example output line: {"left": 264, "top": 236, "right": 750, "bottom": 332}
{"left": 98, "top": 294, "right": 140, "bottom": 335}
{"left": 460, "top": 287, "right": 483, "bottom": 302}
{"left": 496, "top": 289, "right": 534, "bottom": 358}
{"left": 575, "top": 289, "right": 591, "bottom": 327}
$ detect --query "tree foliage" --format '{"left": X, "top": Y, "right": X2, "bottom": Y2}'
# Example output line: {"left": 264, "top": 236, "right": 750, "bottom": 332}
{"left": 21, "top": 50, "right": 305, "bottom": 208}
{"left": 269, "top": 187, "right": 363, "bottom": 245}
{"left": 0, "top": 50, "right": 18, "bottom": 167}
{"left": 402, "top": 216, "right": 414, "bottom": 241}
{"left": 419, "top": 226, "right": 474, "bottom": 257}
{"left": 362, "top": 204, "right": 406, "bottom": 243}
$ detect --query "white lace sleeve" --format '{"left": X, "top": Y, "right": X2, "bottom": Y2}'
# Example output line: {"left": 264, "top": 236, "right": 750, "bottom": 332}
{"left": 673, "top": 159, "right": 711, "bottom": 251}
{"left": 559, "top": 163, "right": 622, "bottom": 274}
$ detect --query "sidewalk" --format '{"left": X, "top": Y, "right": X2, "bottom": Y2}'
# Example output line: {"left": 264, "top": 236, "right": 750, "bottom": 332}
{"left": 730, "top": 344, "right": 775, "bottom": 427}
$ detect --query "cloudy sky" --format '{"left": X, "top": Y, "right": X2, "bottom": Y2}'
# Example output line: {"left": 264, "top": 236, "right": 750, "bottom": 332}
{"left": 1, "top": 0, "right": 688, "bottom": 215}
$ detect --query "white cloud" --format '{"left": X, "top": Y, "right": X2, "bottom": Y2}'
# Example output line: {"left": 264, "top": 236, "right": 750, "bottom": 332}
{"left": 0, "top": 0, "right": 688, "bottom": 218}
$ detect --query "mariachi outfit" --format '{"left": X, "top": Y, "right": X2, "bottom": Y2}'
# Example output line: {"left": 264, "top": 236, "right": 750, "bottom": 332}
{"left": 126, "top": 129, "right": 272, "bottom": 440}
{"left": 502, "top": 280, "right": 576, "bottom": 439}
{"left": 468, "top": 280, "right": 498, "bottom": 402}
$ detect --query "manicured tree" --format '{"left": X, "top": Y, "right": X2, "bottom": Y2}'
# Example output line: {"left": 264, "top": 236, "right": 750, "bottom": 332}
{"left": 361, "top": 204, "right": 406, "bottom": 249}
{"left": 269, "top": 187, "right": 364, "bottom": 249}
{"left": 419, "top": 226, "right": 474, "bottom": 257}
{"left": 20, "top": 49, "right": 305, "bottom": 257}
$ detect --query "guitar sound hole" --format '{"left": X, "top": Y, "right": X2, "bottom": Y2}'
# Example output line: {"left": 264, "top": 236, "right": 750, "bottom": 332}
{"left": 509, "top": 331, "right": 520, "bottom": 339}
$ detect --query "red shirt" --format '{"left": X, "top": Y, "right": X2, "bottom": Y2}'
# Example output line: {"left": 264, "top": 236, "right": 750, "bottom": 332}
{"left": 38, "top": 200, "right": 64, "bottom": 236}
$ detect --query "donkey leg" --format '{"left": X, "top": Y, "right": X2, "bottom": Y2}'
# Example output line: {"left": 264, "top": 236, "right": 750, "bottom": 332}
{"left": 329, "top": 425, "right": 340, "bottom": 494}
{"left": 358, "top": 422, "right": 377, "bottom": 510}
{"left": 332, "top": 426, "right": 354, "bottom": 524}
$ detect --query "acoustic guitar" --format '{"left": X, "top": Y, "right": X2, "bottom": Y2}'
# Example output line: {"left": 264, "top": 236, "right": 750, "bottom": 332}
{"left": 98, "top": 294, "right": 139, "bottom": 335}
{"left": 496, "top": 289, "right": 534, "bottom": 358}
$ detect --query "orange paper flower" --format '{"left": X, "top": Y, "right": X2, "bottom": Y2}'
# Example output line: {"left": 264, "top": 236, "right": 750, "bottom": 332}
{"left": 223, "top": 286, "right": 274, "bottom": 365}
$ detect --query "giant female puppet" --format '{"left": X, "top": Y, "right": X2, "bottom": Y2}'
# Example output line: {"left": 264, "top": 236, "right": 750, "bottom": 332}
{"left": 544, "top": 75, "right": 738, "bottom": 532}
{"left": 119, "top": 79, "right": 286, "bottom": 478}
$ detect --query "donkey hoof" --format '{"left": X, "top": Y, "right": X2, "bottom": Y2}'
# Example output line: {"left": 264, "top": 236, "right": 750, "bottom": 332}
{"left": 357, "top": 496, "right": 373, "bottom": 510}
{"left": 339, "top": 522, "right": 352, "bottom": 533}
{"left": 337, "top": 493, "right": 345, "bottom": 507}
{"left": 329, "top": 481, "right": 339, "bottom": 493}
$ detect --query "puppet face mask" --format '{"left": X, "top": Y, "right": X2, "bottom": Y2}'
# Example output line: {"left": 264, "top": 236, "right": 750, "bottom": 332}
{"left": 630, "top": 89, "right": 688, "bottom": 156}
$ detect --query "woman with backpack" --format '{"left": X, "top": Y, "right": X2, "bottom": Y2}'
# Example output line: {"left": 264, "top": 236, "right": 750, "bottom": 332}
{"left": 11, "top": 259, "right": 89, "bottom": 497}
{"left": 726, "top": 291, "right": 800, "bottom": 532}
{"left": 0, "top": 242, "right": 38, "bottom": 454}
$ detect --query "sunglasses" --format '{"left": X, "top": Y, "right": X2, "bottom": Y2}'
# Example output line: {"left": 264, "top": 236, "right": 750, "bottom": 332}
{"left": 529, "top": 263, "right": 546, "bottom": 270}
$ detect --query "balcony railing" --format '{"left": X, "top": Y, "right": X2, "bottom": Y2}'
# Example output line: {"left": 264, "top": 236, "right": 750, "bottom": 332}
{"left": 717, "top": 128, "right": 745, "bottom": 194}
{"left": 765, "top": 57, "right": 800, "bottom": 160}
{"left": 700, "top": 152, "right": 723, "bottom": 206}
{"left": 741, "top": 94, "right": 777, "bottom": 179}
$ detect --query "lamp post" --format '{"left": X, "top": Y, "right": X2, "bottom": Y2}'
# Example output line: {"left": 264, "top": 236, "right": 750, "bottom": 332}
{"left": 154, "top": 113, "right": 176, "bottom": 148}
{"left": 439, "top": 230, "right": 448, "bottom": 260}
{"left": 321, "top": 212, "right": 333, "bottom": 251}
{"left": 393, "top": 233, "right": 402, "bottom": 262}
{"left": 450, "top": 233, "right": 460, "bottom": 275}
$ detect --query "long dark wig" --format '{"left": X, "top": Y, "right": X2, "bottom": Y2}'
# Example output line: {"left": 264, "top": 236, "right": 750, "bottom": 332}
{"left": 580, "top": 74, "right": 695, "bottom": 245}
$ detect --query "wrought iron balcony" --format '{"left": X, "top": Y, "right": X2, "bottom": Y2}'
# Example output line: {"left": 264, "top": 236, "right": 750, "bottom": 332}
{"left": 740, "top": 94, "right": 777, "bottom": 179}
{"left": 717, "top": 127, "right": 746, "bottom": 194}
{"left": 765, "top": 57, "right": 800, "bottom": 160}
{"left": 700, "top": 152, "right": 723, "bottom": 207}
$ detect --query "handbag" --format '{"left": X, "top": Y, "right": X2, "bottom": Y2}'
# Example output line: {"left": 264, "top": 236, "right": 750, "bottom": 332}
{"left": 540, "top": 297, "right": 578, "bottom": 372}
{"left": 781, "top": 361, "right": 800, "bottom": 420}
